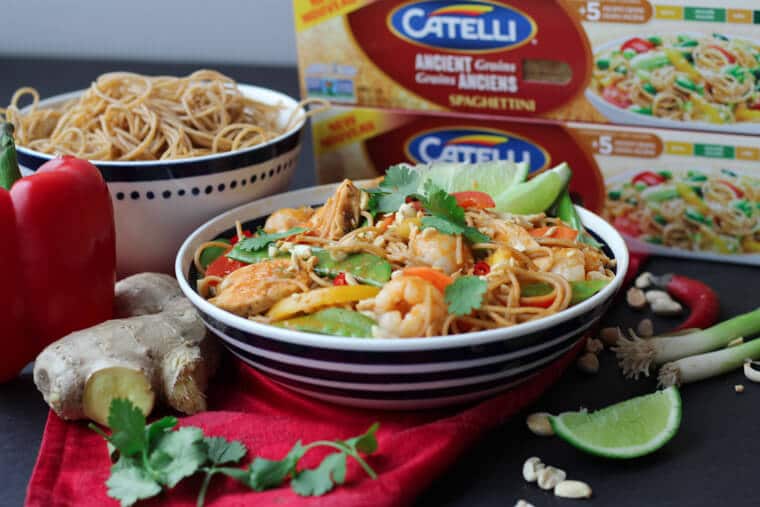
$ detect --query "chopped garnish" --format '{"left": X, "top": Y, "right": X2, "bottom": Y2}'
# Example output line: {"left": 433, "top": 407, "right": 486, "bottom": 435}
{"left": 235, "top": 227, "right": 308, "bottom": 252}
{"left": 418, "top": 182, "right": 490, "bottom": 244}
{"left": 444, "top": 275, "right": 487, "bottom": 316}
{"left": 366, "top": 165, "right": 422, "bottom": 214}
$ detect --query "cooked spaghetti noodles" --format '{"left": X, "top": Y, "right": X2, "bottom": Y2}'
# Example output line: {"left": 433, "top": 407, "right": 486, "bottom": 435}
{"left": 591, "top": 33, "right": 760, "bottom": 124}
{"left": 194, "top": 178, "right": 615, "bottom": 339}
{"left": 1, "top": 70, "right": 327, "bottom": 161}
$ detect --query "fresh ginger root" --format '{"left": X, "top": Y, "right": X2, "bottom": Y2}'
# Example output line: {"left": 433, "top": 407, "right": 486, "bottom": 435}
{"left": 34, "top": 273, "right": 220, "bottom": 426}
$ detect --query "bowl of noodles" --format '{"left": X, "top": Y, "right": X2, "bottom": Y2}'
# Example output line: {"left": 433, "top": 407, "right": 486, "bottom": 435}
{"left": 174, "top": 174, "right": 628, "bottom": 409}
{"left": 2, "top": 70, "right": 324, "bottom": 276}
{"left": 587, "top": 33, "right": 760, "bottom": 134}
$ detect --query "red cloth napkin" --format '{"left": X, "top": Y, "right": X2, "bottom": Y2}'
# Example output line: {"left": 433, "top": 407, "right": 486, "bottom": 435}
{"left": 26, "top": 340, "right": 582, "bottom": 507}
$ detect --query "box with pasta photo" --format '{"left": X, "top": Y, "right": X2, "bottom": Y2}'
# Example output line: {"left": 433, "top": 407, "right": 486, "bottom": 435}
{"left": 294, "top": 0, "right": 760, "bottom": 134}
{"left": 310, "top": 106, "right": 760, "bottom": 265}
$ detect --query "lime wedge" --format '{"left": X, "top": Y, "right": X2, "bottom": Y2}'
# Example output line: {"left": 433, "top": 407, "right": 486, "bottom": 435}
{"left": 493, "top": 162, "right": 571, "bottom": 214}
{"left": 417, "top": 161, "right": 529, "bottom": 196}
{"left": 549, "top": 386, "right": 682, "bottom": 459}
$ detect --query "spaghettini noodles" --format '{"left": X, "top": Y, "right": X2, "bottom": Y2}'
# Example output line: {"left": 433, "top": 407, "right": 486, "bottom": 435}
{"left": 1, "top": 70, "right": 326, "bottom": 161}
{"left": 604, "top": 168, "right": 760, "bottom": 255}
{"left": 194, "top": 179, "right": 615, "bottom": 339}
{"left": 591, "top": 33, "right": 760, "bottom": 124}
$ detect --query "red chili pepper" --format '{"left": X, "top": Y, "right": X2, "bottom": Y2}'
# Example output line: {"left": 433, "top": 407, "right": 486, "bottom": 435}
{"left": 333, "top": 272, "right": 348, "bottom": 286}
{"left": 651, "top": 274, "right": 720, "bottom": 331}
{"left": 715, "top": 179, "right": 744, "bottom": 198}
{"left": 632, "top": 171, "right": 666, "bottom": 187}
{"left": 0, "top": 133, "right": 115, "bottom": 382}
{"left": 205, "top": 255, "right": 246, "bottom": 278}
{"left": 473, "top": 261, "right": 490, "bottom": 276}
{"left": 621, "top": 37, "right": 655, "bottom": 54}
{"left": 230, "top": 230, "right": 253, "bottom": 245}
{"left": 706, "top": 45, "right": 736, "bottom": 64}
{"left": 602, "top": 85, "right": 633, "bottom": 109}
{"left": 613, "top": 215, "right": 643, "bottom": 238}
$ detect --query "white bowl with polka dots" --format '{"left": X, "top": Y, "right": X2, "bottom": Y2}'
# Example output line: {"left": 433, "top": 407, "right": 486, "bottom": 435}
{"left": 16, "top": 84, "right": 306, "bottom": 277}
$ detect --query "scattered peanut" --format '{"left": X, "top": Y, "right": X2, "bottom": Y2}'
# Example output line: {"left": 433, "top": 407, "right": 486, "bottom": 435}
{"left": 744, "top": 361, "right": 760, "bottom": 383}
{"left": 626, "top": 287, "right": 647, "bottom": 310}
{"left": 735, "top": 384, "right": 745, "bottom": 393}
{"left": 644, "top": 290, "right": 671, "bottom": 304}
{"left": 634, "top": 272, "right": 653, "bottom": 289}
{"left": 585, "top": 338, "right": 604, "bottom": 354}
{"left": 526, "top": 412, "right": 554, "bottom": 437}
{"left": 537, "top": 466, "right": 567, "bottom": 490}
{"left": 515, "top": 500, "right": 534, "bottom": 507}
{"left": 636, "top": 318, "right": 654, "bottom": 338}
{"left": 554, "top": 480, "right": 593, "bottom": 499}
{"left": 577, "top": 353, "right": 600, "bottom": 374}
{"left": 600, "top": 326, "right": 623, "bottom": 346}
{"left": 522, "top": 457, "right": 544, "bottom": 483}
{"left": 650, "top": 298, "right": 683, "bottom": 316}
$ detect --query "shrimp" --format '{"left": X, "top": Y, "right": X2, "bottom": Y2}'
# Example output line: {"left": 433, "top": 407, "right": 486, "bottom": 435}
{"left": 360, "top": 276, "right": 447, "bottom": 338}
{"left": 264, "top": 207, "right": 314, "bottom": 233}
{"left": 549, "top": 248, "right": 586, "bottom": 282}
{"left": 409, "top": 228, "right": 472, "bottom": 275}
{"left": 492, "top": 222, "right": 540, "bottom": 252}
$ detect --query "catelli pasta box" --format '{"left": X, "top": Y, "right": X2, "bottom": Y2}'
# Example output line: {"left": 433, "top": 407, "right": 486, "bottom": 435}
{"left": 294, "top": 0, "right": 760, "bottom": 134}
{"left": 311, "top": 106, "right": 760, "bottom": 265}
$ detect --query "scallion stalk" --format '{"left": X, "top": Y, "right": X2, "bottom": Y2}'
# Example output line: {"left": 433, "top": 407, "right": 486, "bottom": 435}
{"left": 658, "top": 337, "right": 760, "bottom": 387}
{"left": 614, "top": 308, "right": 760, "bottom": 379}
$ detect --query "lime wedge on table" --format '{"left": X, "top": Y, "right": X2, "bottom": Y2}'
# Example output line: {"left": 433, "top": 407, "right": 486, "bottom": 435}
{"left": 417, "top": 161, "right": 529, "bottom": 196}
{"left": 493, "top": 162, "right": 571, "bottom": 214}
{"left": 549, "top": 386, "right": 682, "bottom": 459}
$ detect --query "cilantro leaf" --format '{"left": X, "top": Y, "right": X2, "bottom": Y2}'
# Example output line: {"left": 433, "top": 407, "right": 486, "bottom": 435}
{"left": 151, "top": 427, "right": 207, "bottom": 487}
{"left": 462, "top": 226, "right": 490, "bottom": 244}
{"left": 291, "top": 452, "right": 347, "bottom": 496}
{"left": 445, "top": 276, "right": 488, "bottom": 316}
{"left": 242, "top": 441, "right": 304, "bottom": 491}
{"left": 106, "top": 457, "right": 162, "bottom": 507}
{"left": 422, "top": 182, "right": 465, "bottom": 225}
{"left": 107, "top": 398, "right": 148, "bottom": 457}
{"left": 369, "top": 165, "right": 422, "bottom": 213}
{"left": 146, "top": 416, "right": 178, "bottom": 449}
{"left": 235, "top": 227, "right": 308, "bottom": 252}
{"left": 205, "top": 436, "right": 247, "bottom": 465}
{"left": 343, "top": 422, "right": 379, "bottom": 455}
{"left": 420, "top": 215, "right": 465, "bottom": 236}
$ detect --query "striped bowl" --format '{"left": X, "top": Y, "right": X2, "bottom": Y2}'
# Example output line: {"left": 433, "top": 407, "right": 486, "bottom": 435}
{"left": 176, "top": 183, "right": 628, "bottom": 410}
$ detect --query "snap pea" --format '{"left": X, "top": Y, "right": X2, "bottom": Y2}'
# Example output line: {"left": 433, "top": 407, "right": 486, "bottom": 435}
{"left": 685, "top": 208, "right": 712, "bottom": 226}
{"left": 623, "top": 49, "right": 637, "bottom": 60}
{"left": 312, "top": 250, "right": 392, "bottom": 287}
{"left": 642, "top": 186, "right": 679, "bottom": 202}
{"left": 642, "top": 82, "right": 657, "bottom": 95}
{"left": 653, "top": 214, "right": 668, "bottom": 226}
{"left": 647, "top": 36, "right": 663, "bottom": 46}
{"left": 631, "top": 51, "right": 670, "bottom": 71}
{"left": 0, "top": 123, "right": 21, "bottom": 191}
{"left": 657, "top": 170, "right": 673, "bottom": 180}
{"left": 677, "top": 34, "right": 698, "bottom": 46}
{"left": 226, "top": 246, "right": 276, "bottom": 264}
{"left": 607, "top": 190, "right": 622, "bottom": 201}
{"left": 734, "top": 200, "right": 753, "bottom": 218}
{"left": 675, "top": 75, "right": 704, "bottom": 95}
{"left": 687, "top": 170, "right": 708, "bottom": 182}
{"left": 276, "top": 308, "right": 376, "bottom": 338}
{"left": 199, "top": 238, "right": 231, "bottom": 268}
{"left": 520, "top": 280, "right": 610, "bottom": 305}
{"left": 552, "top": 188, "right": 602, "bottom": 248}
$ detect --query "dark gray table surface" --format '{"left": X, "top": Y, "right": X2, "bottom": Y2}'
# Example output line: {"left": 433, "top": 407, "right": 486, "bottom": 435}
{"left": 1, "top": 56, "right": 758, "bottom": 507}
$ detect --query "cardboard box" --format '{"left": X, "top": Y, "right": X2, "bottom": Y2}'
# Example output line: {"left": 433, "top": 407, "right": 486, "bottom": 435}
{"left": 311, "top": 106, "right": 760, "bottom": 264}
{"left": 294, "top": 0, "right": 760, "bottom": 134}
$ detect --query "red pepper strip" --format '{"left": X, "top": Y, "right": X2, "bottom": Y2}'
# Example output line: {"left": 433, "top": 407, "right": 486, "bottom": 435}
{"left": 706, "top": 45, "right": 736, "bottom": 64}
{"left": 333, "top": 272, "right": 348, "bottom": 286}
{"left": 651, "top": 274, "right": 720, "bottom": 331}
{"left": 205, "top": 253, "right": 246, "bottom": 278}
{"left": 715, "top": 179, "right": 744, "bottom": 198}
{"left": 632, "top": 171, "right": 666, "bottom": 187}
{"left": 0, "top": 155, "right": 115, "bottom": 382}
{"left": 621, "top": 37, "right": 655, "bottom": 54}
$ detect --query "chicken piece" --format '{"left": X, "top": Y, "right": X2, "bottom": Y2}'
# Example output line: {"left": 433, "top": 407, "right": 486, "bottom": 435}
{"left": 493, "top": 223, "right": 540, "bottom": 252}
{"left": 264, "top": 207, "right": 315, "bottom": 233}
{"left": 307, "top": 179, "right": 362, "bottom": 240}
{"left": 549, "top": 248, "right": 586, "bottom": 282}
{"left": 209, "top": 259, "right": 310, "bottom": 317}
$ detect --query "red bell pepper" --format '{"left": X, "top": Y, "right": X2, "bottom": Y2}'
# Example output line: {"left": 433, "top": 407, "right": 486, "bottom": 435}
{"left": 621, "top": 37, "right": 655, "bottom": 54}
{"left": 632, "top": 171, "right": 666, "bottom": 187}
{"left": 706, "top": 45, "right": 736, "bottom": 64}
{"left": 0, "top": 124, "right": 115, "bottom": 382}
{"left": 715, "top": 179, "right": 744, "bottom": 198}
{"left": 602, "top": 85, "right": 633, "bottom": 109}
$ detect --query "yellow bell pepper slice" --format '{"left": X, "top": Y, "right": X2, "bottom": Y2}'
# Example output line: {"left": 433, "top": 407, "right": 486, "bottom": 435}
{"left": 267, "top": 284, "right": 380, "bottom": 321}
{"left": 675, "top": 183, "right": 710, "bottom": 215}
{"left": 690, "top": 94, "right": 724, "bottom": 124}
{"left": 394, "top": 217, "right": 421, "bottom": 240}
{"left": 735, "top": 104, "right": 760, "bottom": 123}
{"left": 664, "top": 48, "right": 702, "bottom": 83}
{"left": 742, "top": 236, "right": 760, "bottom": 253}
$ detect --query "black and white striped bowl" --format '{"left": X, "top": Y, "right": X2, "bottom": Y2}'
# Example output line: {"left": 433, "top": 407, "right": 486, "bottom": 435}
{"left": 16, "top": 84, "right": 305, "bottom": 277}
{"left": 176, "top": 183, "right": 628, "bottom": 410}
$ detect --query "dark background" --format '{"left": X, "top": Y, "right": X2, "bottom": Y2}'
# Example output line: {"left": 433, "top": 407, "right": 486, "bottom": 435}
{"left": 1, "top": 57, "right": 758, "bottom": 507}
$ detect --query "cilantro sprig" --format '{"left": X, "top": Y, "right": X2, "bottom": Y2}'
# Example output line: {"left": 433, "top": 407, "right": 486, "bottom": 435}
{"left": 365, "top": 164, "right": 422, "bottom": 214}
{"left": 234, "top": 227, "right": 309, "bottom": 252}
{"left": 90, "top": 399, "right": 380, "bottom": 507}
{"left": 444, "top": 275, "right": 488, "bottom": 316}
{"left": 418, "top": 182, "right": 490, "bottom": 244}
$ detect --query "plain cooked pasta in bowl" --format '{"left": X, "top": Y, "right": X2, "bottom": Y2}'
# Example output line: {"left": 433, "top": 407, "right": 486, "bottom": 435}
{"left": 590, "top": 33, "right": 760, "bottom": 125}
{"left": 1, "top": 70, "right": 324, "bottom": 161}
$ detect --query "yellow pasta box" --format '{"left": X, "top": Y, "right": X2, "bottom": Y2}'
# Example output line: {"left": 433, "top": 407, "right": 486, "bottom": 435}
{"left": 294, "top": 0, "right": 760, "bottom": 134}
{"left": 311, "top": 106, "right": 760, "bottom": 264}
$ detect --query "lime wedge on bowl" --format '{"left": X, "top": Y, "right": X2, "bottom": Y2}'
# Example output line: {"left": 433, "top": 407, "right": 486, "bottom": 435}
{"left": 417, "top": 161, "right": 529, "bottom": 196}
{"left": 549, "top": 386, "right": 682, "bottom": 459}
{"left": 493, "top": 162, "right": 571, "bottom": 214}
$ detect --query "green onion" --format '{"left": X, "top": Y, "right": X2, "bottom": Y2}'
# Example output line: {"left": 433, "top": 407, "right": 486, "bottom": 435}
{"left": 596, "top": 58, "right": 611, "bottom": 70}
{"left": 721, "top": 168, "right": 738, "bottom": 178}
{"left": 607, "top": 190, "right": 622, "bottom": 201}
{"left": 677, "top": 35, "right": 698, "bottom": 47}
{"left": 713, "top": 33, "right": 729, "bottom": 42}
{"left": 685, "top": 208, "right": 711, "bottom": 226}
{"left": 614, "top": 65, "right": 628, "bottom": 75}
{"left": 675, "top": 75, "right": 704, "bottom": 95}
{"left": 687, "top": 170, "right": 708, "bottom": 182}
{"left": 615, "top": 308, "right": 760, "bottom": 379}
{"left": 657, "top": 170, "right": 673, "bottom": 180}
{"left": 647, "top": 36, "right": 663, "bottom": 46}
{"left": 734, "top": 200, "right": 753, "bottom": 218}
{"left": 634, "top": 182, "right": 648, "bottom": 191}
{"left": 653, "top": 214, "right": 667, "bottom": 226}
{"left": 623, "top": 49, "right": 637, "bottom": 60}
{"left": 658, "top": 337, "right": 760, "bottom": 387}
{"left": 629, "top": 105, "right": 653, "bottom": 115}
{"left": 631, "top": 52, "right": 669, "bottom": 71}
{"left": 642, "top": 82, "right": 657, "bottom": 95}
{"left": 725, "top": 65, "right": 747, "bottom": 84}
